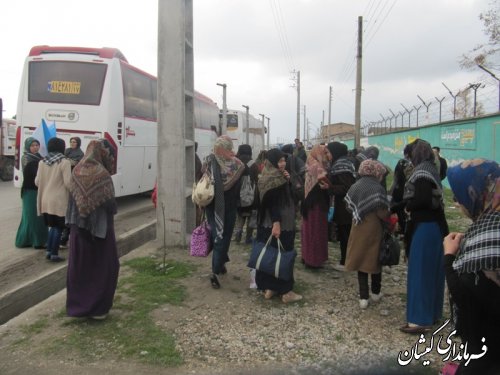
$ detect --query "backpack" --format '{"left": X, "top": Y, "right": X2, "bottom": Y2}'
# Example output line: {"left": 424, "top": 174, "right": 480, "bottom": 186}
{"left": 239, "top": 163, "right": 255, "bottom": 207}
{"left": 289, "top": 156, "right": 305, "bottom": 202}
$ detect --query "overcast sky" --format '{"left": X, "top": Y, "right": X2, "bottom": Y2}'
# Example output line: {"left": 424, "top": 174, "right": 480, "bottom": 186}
{"left": 1, "top": 0, "right": 495, "bottom": 144}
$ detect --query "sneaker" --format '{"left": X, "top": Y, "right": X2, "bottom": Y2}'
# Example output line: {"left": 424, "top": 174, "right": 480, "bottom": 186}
{"left": 264, "top": 290, "right": 275, "bottom": 300}
{"left": 59, "top": 243, "right": 68, "bottom": 249}
{"left": 359, "top": 299, "right": 369, "bottom": 309}
{"left": 282, "top": 291, "right": 303, "bottom": 304}
{"left": 333, "top": 264, "right": 345, "bottom": 272}
{"left": 49, "top": 255, "right": 65, "bottom": 262}
{"left": 371, "top": 292, "right": 383, "bottom": 302}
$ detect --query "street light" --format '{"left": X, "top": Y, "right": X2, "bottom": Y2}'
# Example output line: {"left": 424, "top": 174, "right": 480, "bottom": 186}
{"left": 216, "top": 83, "right": 227, "bottom": 135}
{"left": 242, "top": 105, "right": 250, "bottom": 144}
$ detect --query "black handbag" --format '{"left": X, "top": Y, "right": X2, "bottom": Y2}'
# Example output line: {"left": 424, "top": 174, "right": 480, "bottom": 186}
{"left": 247, "top": 235, "right": 297, "bottom": 281}
{"left": 379, "top": 228, "right": 401, "bottom": 266}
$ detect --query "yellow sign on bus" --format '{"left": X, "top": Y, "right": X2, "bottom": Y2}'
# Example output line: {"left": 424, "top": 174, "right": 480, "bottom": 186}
{"left": 48, "top": 81, "right": 81, "bottom": 95}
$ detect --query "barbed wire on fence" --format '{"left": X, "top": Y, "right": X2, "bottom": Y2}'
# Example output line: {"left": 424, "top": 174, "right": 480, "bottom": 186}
{"left": 364, "top": 80, "right": 499, "bottom": 136}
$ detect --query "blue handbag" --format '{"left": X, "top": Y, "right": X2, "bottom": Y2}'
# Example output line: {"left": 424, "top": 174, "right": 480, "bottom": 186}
{"left": 247, "top": 235, "right": 297, "bottom": 281}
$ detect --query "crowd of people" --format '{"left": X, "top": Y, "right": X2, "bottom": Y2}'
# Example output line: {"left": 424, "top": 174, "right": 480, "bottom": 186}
{"left": 197, "top": 135, "right": 498, "bottom": 373}
{"left": 15, "top": 137, "right": 120, "bottom": 321}
{"left": 14, "top": 133, "right": 499, "bottom": 372}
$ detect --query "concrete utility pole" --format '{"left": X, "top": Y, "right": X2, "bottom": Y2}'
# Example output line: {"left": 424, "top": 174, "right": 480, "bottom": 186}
{"left": 242, "top": 105, "right": 250, "bottom": 144}
{"left": 321, "top": 110, "right": 325, "bottom": 142}
{"left": 265, "top": 116, "right": 270, "bottom": 148}
{"left": 302, "top": 105, "right": 306, "bottom": 141}
{"left": 259, "top": 113, "right": 265, "bottom": 150}
{"left": 328, "top": 86, "right": 333, "bottom": 141}
{"left": 157, "top": 0, "right": 194, "bottom": 247}
{"left": 296, "top": 70, "right": 301, "bottom": 140}
{"left": 217, "top": 83, "right": 227, "bottom": 135}
{"left": 354, "top": 16, "right": 363, "bottom": 149}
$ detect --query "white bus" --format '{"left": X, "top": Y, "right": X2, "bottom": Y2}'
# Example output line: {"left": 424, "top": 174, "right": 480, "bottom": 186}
{"left": 14, "top": 45, "right": 219, "bottom": 196}
{"left": 225, "top": 109, "right": 265, "bottom": 157}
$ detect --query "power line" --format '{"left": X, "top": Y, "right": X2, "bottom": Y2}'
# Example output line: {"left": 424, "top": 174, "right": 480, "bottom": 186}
{"left": 269, "top": 0, "right": 295, "bottom": 72}
{"left": 365, "top": 0, "right": 399, "bottom": 49}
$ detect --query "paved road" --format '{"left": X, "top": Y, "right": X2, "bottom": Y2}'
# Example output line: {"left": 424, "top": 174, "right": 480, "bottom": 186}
{"left": 0, "top": 180, "right": 156, "bottom": 315}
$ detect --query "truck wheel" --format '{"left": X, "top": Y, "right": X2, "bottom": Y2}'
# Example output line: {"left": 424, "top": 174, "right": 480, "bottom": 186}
{"left": 0, "top": 158, "right": 14, "bottom": 181}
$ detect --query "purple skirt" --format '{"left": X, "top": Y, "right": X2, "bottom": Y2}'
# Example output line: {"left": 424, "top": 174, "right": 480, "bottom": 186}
{"left": 66, "top": 222, "right": 119, "bottom": 317}
{"left": 301, "top": 204, "right": 329, "bottom": 267}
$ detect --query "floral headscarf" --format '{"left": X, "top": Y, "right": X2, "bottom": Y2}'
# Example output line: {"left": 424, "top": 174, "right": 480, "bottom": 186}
{"left": 447, "top": 159, "right": 500, "bottom": 219}
{"left": 304, "top": 144, "right": 329, "bottom": 199}
{"left": 448, "top": 159, "right": 500, "bottom": 278}
{"left": 70, "top": 139, "right": 115, "bottom": 217}
{"left": 213, "top": 135, "right": 244, "bottom": 191}
{"left": 358, "top": 159, "right": 387, "bottom": 182}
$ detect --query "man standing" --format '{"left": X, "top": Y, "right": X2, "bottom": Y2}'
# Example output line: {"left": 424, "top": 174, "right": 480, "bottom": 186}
{"left": 432, "top": 146, "right": 448, "bottom": 181}
{"left": 293, "top": 138, "right": 307, "bottom": 163}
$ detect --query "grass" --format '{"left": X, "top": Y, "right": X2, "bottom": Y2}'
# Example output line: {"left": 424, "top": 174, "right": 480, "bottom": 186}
{"left": 42, "top": 257, "right": 196, "bottom": 366}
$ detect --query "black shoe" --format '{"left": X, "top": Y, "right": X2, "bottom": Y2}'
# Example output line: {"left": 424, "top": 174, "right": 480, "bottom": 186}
{"left": 220, "top": 265, "right": 227, "bottom": 275}
{"left": 210, "top": 274, "right": 220, "bottom": 289}
{"left": 50, "top": 255, "right": 65, "bottom": 262}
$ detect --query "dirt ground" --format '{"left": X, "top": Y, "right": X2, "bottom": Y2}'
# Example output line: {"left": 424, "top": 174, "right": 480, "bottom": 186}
{"left": 0, "top": 235, "right": 456, "bottom": 375}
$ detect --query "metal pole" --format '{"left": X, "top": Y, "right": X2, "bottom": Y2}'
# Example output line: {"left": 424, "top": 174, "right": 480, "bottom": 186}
{"left": 413, "top": 105, "right": 422, "bottom": 127}
{"left": 435, "top": 96, "right": 445, "bottom": 123}
{"left": 265, "top": 116, "right": 270, "bottom": 148}
{"left": 468, "top": 83, "right": 482, "bottom": 117}
{"left": 217, "top": 83, "right": 227, "bottom": 135}
{"left": 296, "top": 71, "right": 301, "bottom": 139}
{"left": 389, "top": 109, "right": 396, "bottom": 131}
{"left": 477, "top": 64, "right": 500, "bottom": 111}
{"left": 259, "top": 113, "right": 265, "bottom": 150}
{"left": 242, "top": 105, "right": 249, "bottom": 144}
{"left": 354, "top": 16, "right": 363, "bottom": 149}
{"left": 442, "top": 82, "right": 458, "bottom": 120}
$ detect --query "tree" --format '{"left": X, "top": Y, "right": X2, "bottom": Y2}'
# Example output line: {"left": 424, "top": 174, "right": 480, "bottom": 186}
{"left": 460, "top": 1, "right": 499, "bottom": 70}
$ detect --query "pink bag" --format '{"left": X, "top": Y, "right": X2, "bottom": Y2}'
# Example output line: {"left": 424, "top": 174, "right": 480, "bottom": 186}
{"left": 440, "top": 362, "right": 459, "bottom": 375}
{"left": 190, "top": 221, "right": 212, "bottom": 257}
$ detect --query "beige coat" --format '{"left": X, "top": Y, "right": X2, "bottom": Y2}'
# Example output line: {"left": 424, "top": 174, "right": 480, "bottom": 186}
{"left": 35, "top": 159, "right": 72, "bottom": 217}
{"left": 345, "top": 208, "right": 389, "bottom": 274}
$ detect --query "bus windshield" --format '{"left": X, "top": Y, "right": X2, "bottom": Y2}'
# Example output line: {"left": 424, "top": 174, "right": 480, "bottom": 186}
{"left": 28, "top": 61, "right": 107, "bottom": 105}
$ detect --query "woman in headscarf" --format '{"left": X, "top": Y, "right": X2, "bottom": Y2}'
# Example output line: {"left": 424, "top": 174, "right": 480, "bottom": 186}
{"left": 35, "top": 137, "right": 72, "bottom": 262}
{"left": 15, "top": 137, "right": 48, "bottom": 249}
{"left": 300, "top": 144, "right": 331, "bottom": 268}
{"left": 61, "top": 137, "right": 84, "bottom": 247}
{"left": 66, "top": 139, "right": 119, "bottom": 320}
{"left": 256, "top": 148, "right": 302, "bottom": 303}
{"left": 204, "top": 136, "right": 245, "bottom": 289}
{"left": 345, "top": 160, "right": 390, "bottom": 309}
{"left": 64, "top": 136, "right": 84, "bottom": 167}
{"left": 326, "top": 142, "right": 357, "bottom": 271}
{"left": 443, "top": 159, "right": 499, "bottom": 374}
{"left": 233, "top": 144, "right": 257, "bottom": 244}
{"left": 400, "top": 139, "right": 449, "bottom": 334}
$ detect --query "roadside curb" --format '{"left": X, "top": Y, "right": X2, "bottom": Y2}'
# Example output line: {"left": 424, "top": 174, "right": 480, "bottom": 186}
{"left": 0, "top": 219, "right": 156, "bottom": 325}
